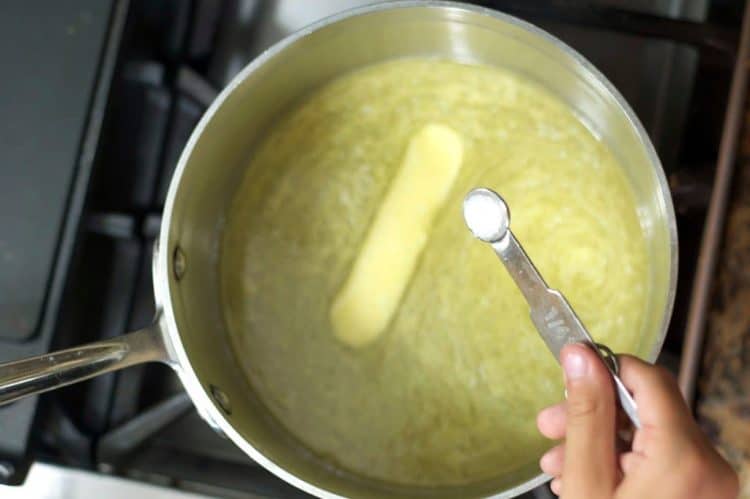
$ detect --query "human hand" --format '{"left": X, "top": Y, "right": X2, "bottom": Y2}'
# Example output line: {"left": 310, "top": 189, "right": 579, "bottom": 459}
{"left": 536, "top": 343, "right": 739, "bottom": 498}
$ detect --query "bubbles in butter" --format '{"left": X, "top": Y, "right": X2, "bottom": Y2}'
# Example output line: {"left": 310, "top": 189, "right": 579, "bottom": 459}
{"left": 221, "top": 59, "right": 649, "bottom": 487}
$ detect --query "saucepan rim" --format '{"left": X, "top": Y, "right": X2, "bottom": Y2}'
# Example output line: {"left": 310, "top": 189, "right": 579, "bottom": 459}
{"left": 156, "top": 2, "right": 678, "bottom": 497}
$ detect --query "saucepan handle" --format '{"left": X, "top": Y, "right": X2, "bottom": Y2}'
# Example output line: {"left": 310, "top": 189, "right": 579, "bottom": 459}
{"left": 0, "top": 322, "right": 168, "bottom": 406}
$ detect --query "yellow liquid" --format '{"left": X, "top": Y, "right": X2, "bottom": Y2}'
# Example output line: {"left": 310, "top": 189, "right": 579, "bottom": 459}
{"left": 221, "top": 59, "right": 649, "bottom": 486}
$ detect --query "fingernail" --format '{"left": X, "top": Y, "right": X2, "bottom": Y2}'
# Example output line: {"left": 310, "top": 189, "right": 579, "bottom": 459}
{"left": 562, "top": 348, "right": 589, "bottom": 380}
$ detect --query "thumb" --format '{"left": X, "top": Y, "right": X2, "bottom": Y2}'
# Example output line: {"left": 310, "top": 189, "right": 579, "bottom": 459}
{"left": 560, "top": 343, "right": 618, "bottom": 499}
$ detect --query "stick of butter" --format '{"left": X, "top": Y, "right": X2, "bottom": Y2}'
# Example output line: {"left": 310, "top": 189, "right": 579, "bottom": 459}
{"left": 330, "top": 123, "right": 464, "bottom": 348}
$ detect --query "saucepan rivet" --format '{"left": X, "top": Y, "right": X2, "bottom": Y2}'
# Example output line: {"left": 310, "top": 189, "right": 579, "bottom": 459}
{"left": 173, "top": 246, "right": 186, "bottom": 281}
{"left": 210, "top": 384, "right": 231, "bottom": 415}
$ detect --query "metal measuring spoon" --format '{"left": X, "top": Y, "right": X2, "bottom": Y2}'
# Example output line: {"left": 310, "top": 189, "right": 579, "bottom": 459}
{"left": 462, "top": 187, "right": 641, "bottom": 429}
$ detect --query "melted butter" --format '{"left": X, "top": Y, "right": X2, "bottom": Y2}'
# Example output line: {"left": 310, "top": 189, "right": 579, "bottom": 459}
{"left": 221, "top": 59, "right": 649, "bottom": 486}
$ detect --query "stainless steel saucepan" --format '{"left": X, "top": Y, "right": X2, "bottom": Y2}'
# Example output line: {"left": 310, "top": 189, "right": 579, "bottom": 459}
{"left": 0, "top": 2, "right": 677, "bottom": 497}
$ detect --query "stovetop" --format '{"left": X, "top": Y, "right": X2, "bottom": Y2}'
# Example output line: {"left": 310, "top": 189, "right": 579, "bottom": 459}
{"left": 0, "top": 0, "right": 744, "bottom": 497}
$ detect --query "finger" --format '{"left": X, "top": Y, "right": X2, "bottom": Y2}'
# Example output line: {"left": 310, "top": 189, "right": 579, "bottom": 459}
{"left": 617, "top": 355, "right": 693, "bottom": 429}
{"left": 619, "top": 451, "right": 646, "bottom": 474}
{"left": 550, "top": 477, "right": 562, "bottom": 496}
{"left": 540, "top": 444, "right": 565, "bottom": 476}
{"left": 561, "top": 343, "right": 618, "bottom": 498}
{"left": 539, "top": 401, "right": 634, "bottom": 444}
{"left": 537, "top": 402, "right": 566, "bottom": 440}
{"left": 538, "top": 404, "right": 635, "bottom": 446}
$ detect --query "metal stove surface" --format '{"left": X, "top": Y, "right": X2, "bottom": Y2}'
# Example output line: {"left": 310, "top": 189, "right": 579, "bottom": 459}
{"left": 0, "top": 0, "right": 120, "bottom": 482}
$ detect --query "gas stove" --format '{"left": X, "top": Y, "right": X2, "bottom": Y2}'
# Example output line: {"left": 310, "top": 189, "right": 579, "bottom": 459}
{"left": 0, "top": 1, "right": 746, "bottom": 497}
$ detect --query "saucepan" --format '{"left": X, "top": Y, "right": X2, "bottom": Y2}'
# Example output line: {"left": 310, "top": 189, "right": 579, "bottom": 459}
{"left": 0, "top": 2, "right": 677, "bottom": 497}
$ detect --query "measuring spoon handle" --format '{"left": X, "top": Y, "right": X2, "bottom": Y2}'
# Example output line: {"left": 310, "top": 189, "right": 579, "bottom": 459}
{"left": 491, "top": 231, "right": 642, "bottom": 429}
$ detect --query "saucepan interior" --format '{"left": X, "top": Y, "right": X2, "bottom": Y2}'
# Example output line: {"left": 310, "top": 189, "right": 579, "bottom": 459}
{"left": 157, "top": 3, "right": 676, "bottom": 498}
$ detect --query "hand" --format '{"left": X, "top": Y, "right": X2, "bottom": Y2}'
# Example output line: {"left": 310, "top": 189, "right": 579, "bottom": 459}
{"left": 536, "top": 343, "right": 739, "bottom": 499}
